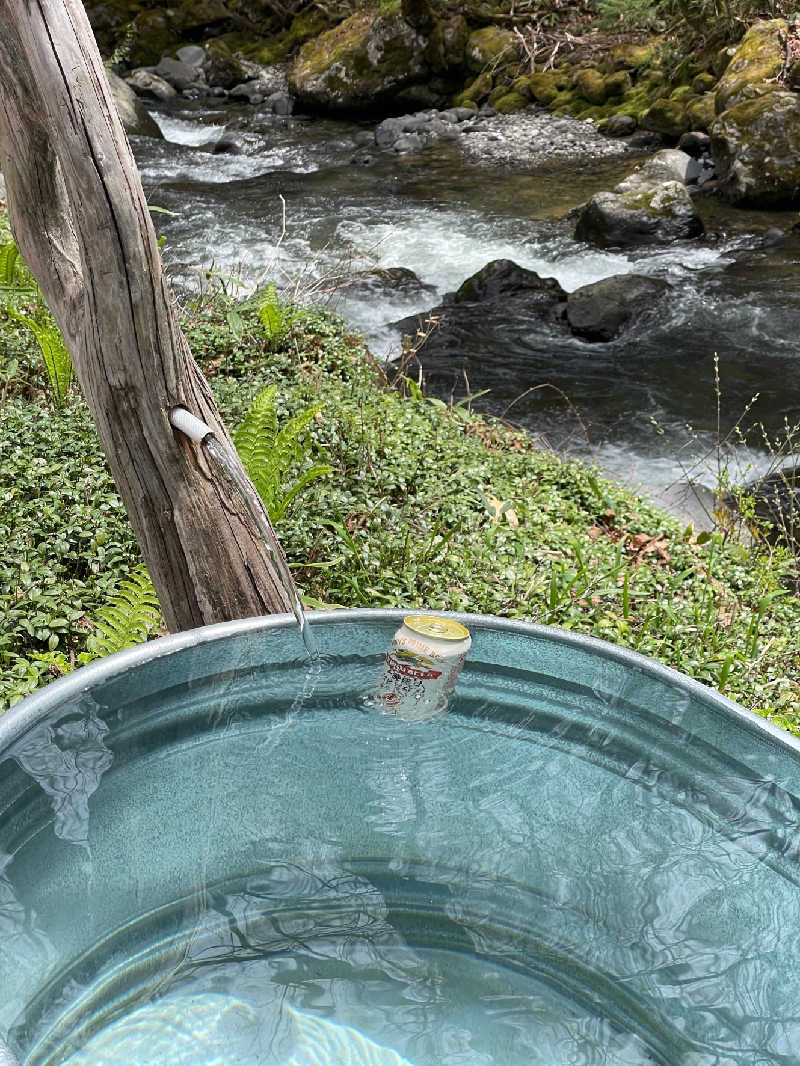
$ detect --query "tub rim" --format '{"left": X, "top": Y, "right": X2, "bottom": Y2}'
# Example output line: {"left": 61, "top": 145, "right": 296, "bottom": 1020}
{"left": 2, "top": 608, "right": 798, "bottom": 757}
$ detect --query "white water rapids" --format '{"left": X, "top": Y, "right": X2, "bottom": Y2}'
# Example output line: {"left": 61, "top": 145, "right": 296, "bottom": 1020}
{"left": 137, "top": 104, "right": 799, "bottom": 507}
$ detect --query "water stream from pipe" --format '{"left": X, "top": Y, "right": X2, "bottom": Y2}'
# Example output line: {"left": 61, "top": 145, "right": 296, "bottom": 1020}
{"left": 202, "top": 435, "right": 319, "bottom": 660}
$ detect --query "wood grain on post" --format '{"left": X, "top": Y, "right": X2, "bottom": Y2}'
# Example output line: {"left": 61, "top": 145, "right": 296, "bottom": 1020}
{"left": 0, "top": 0, "right": 291, "bottom": 631}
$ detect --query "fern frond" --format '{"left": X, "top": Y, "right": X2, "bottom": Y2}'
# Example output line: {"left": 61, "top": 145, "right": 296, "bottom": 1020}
{"left": 6, "top": 305, "right": 73, "bottom": 407}
{"left": 0, "top": 241, "right": 20, "bottom": 286}
{"left": 234, "top": 385, "right": 279, "bottom": 468}
{"left": 272, "top": 463, "right": 334, "bottom": 521}
{"left": 257, "top": 283, "right": 301, "bottom": 351}
{"left": 234, "top": 388, "right": 331, "bottom": 522}
{"left": 86, "top": 566, "right": 162, "bottom": 659}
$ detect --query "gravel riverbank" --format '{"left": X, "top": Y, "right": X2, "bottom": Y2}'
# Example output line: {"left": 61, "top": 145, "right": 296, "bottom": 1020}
{"left": 456, "top": 106, "right": 645, "bottom": 169}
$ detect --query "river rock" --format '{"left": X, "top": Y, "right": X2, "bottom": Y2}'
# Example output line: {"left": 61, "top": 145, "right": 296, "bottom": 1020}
{"left": 373, "top": 106, "right": 472, "bottom": 151}
{"left": 176, "top": 45, "right": 206, "bottom": 68}
{"left": 154, "top": 56, "right": 207, "bottom": 92}
{"left": 714, "top": 19, "right": 786, "bottom": 113}
{"left": 108, "top": 72, "right": 163, "bottom": 139}
{"left": 204, "top": 40, "right": 253, "bottom": 90}
{"left": 465, "top": 27, "right": 519, "bottom": 73}
{"left": 639, "top": 97, "right": 690, "bottom": 139}
{"left": 211, "top": 133, "right": 242, "bottom": 155}
{"left": 678, "top": 130, "right": 711, "bottom": 157}
{"left": 125, "top": 68, "right": 177, "bottom": 102}
{"left": 574, "top": 149, "right": 704, "bottom": 248}
{"left": 229, "top": 79, "right": 270, "bottom": 103}
{"left": 453, "top": 260, "right": 565, "bottom": 305}
{"left": 601, "top": 114, "right": 637, "bottom": 137}
{"left": 731, "top": 464, "right": 799, "bottom": 551}
{"left": 566, "top": 275, "right": 672, "bottom": 341}
{"left": 425, "top": 14, "right": 469, "bottom": 73}
{"left": 346, "top": 266, "right": 437, "bottom": 299}
{"left": 289, "top": 9, "right": 428, "bottom": 112}
{"left": 711, "top": 90, "right": 800, "bottom": 206}
{"left": 393, "top": 259, "right": 567, "bottom": 355}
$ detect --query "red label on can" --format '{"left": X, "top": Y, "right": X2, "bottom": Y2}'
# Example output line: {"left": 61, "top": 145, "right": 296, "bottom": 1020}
{"left": 385, "top": 654, "right": 443, "bottom": 681}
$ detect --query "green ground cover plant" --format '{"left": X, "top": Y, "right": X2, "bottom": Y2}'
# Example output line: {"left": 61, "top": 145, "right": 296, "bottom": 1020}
{"left": 1, "top": 285, "right": 798, "bottom": 728}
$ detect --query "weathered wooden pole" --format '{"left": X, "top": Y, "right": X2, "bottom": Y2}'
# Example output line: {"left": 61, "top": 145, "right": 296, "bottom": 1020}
{"left": 0, "top": 0, "right": 291, "bottom": 631}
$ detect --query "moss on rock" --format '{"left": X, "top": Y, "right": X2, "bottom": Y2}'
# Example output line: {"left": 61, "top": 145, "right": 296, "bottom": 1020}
{"left": 692, "top": 72, "right": 716, "bottom": 94}
{"left": 465, "top": 26, "right": 518, "bottom": 73}
{"left": 425, "top": 15, "right": 469, "bottom": 73}
{"left": 290, "top": 9, "right": 428, "bottom": 112}
{"left": 605, "top": 70, "right": 632, "bottom": 99}
{"left": 686, "top": 92, "right": 716, "bottom": 131}
{"left": 715, "top": 19, "right": 786, "bottom": 114}
{"left": 711, "top": 89, "right": 800, "bottom": 206}
{"left": 511, "top": 75, "right": 533, "bottom": 100}
{"left": 608, "top": 41, "right": 656, "bottom": 72}
{"left": 574, "top": 67, "right": 606, "bottom": 105}
{"left": 128, "top": 9, "right": 181, "bottom": 66}
{"left": 527, "top": 71, "right": 561, "bottom": 104}
{"left": 453, "top": 70, "right": 493, "bottom": 106}
{"left": 487, "top": 81, "right": 513, "bottom": 106}
{"left": 670, "top": 84, "right": 695, "bottom": 103}
{"left": 493, "top": 90, "right": 528, "bottom": 114}
{"left": 640, "top": 97, "right": 689, "bottom": 137}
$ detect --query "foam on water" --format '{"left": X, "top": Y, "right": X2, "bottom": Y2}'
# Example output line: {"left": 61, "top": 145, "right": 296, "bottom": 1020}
{"left": 151, "top": 113, "right": 229, "bottom": 147}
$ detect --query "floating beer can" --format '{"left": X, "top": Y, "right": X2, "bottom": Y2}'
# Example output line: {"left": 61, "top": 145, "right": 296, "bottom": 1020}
{"left": 376, "top": 615, "right": 471, "bottom": 721}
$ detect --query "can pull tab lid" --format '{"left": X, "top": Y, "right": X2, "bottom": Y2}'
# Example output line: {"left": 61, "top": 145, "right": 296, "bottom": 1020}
{"left": 404, "top": 615, "right": 470, "bottom": 641}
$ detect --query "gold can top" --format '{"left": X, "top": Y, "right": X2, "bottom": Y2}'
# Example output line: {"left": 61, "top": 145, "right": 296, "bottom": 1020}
{"left": 403, "top": 615, "right": 470, "bottom": 642}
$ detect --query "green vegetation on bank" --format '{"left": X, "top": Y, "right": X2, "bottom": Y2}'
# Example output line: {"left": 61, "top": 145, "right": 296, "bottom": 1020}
{"left": 1, "top": 260, "right": 798, "bottom": 727}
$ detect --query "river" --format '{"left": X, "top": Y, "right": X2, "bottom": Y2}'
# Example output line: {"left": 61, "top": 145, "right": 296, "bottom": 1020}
{"left": 134, "top": 101, "right": 800, "bottom": 507}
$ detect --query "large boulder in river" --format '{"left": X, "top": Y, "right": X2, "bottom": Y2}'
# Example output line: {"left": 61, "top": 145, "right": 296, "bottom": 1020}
{"left": 108, "top": 72, "right": 162, "bottom": 139}
{"left": 574, "top": 149, "right": 703, "bottom": 248}
{"left": 714, "top": 19, "right": 786, "bottom": 113}
{"left": 451, "top": 259, "right": 566, "bottom": 308}
{"left": 566, "top": 275, "right": 672, "bottom": 341}
{"left": 704, "top": 18, "right": 800, "bottom": 206}
{"left": 711, "top": 91, "right": 800, "bottom": 207}
{"left": 289, "top": 9, "right": 428, "bottom": 112}
{"left": 393, "top": 259, "right": 567, "bottom": 355}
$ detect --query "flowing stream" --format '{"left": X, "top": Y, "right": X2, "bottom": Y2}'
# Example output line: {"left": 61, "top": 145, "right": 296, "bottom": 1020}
{"left": 136, "top": 103, "right": 800, "bottom": 505}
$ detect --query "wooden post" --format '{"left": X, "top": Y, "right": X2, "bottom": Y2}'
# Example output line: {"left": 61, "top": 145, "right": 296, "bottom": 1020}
{"left": 0, "top": 0, "right": 291, "bottom": 632}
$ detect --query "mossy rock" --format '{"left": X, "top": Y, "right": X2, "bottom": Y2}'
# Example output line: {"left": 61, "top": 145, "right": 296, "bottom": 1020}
{"left": 528, "top": 71, "right": 561, "bottom": 105}
{"left": 713, "top": 45, "right": 738, "bottom": 78}
{"left": 575, "top": 182, "right": 703, "bottom": 248}
{"left": 640, "top": 97, "right": 689, "bottom": 137}
{"left": 493, "top": 90, "right": 528, "bottom": 114}
{"left": 128, "top": 9, "right": 181, "bottom": 66}
{"left": 574, "top": 67, "right": 606, "bottom": 105}
{"left": 453, "top": 70, "right": 493, "bottom": 106}
{"left": 715, "top": 19, "right": 786, "bottom": 114}
{"left": 605, "top": 71, "right": 632, "bottom": 99}
{"left": 425, "top": 15, "right": 469, "bottom": 73}
{"left": 711, "top": 89, "right": 800, "bottom": 206}
{"left": 608, "top": 41, "right": 656, "bottom": 72}
{"left": 686, "top": 93, "right": 716, "bottom": 131}
{"left": 290, "top": 9, "right": 428, "bottom": 112}
{"left": 204, "top": 37, "right": 251, "bottom": 88}
{"left": 511, "top": 75, "right": 533, "bottom": 100}
{"left": 670, "top": 84, "right": 695, "bottom": 103}
{"left": 170, "top": 0, "right": 232, "bottom": 35}
{"left": 487, "top": 82, "right": 513, "bottom": 107}
{"left": 551, "top": 88, "right": 579, "bottom": 114}
{"left": 692, "top": 72, "right": 716, "bottom": 94}
{"left": 465, "top": 26, "right": 518, "bottom": 73}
